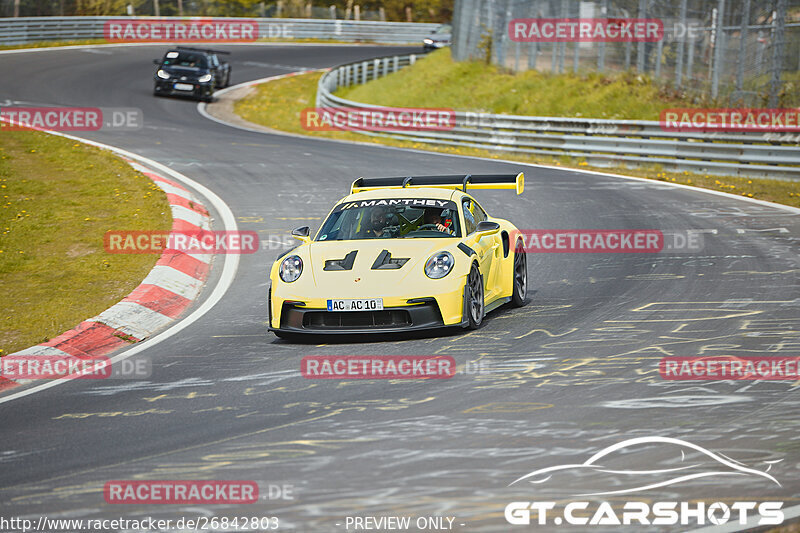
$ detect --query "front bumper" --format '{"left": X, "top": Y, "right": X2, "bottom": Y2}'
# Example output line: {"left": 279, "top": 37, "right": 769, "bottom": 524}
{"left": 154, "top": 80, "right": 213, "bottom": 99}
{"left": 423, "top": 41, "right": 450, "bottom": 50}
{"left": 269, "top": 288, "right": 466, "bottom": 335}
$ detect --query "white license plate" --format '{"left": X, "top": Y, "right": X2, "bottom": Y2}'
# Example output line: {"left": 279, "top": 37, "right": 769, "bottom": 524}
{"left": 327, "top": 298, "right": 383, "bottom": 312}
{"left": 173, "top": 83, "right": 194, "bottom": 91}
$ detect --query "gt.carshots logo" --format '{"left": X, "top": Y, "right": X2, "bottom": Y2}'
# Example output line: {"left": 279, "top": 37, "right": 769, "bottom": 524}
{"left": 505, "top": 437, "right": 785, "bottom": 527}
{"left": 104, "top": 19, "right": 258, "bottom": 42}
{"left": 505, "top": 501, "right": 783, "bottom": 526}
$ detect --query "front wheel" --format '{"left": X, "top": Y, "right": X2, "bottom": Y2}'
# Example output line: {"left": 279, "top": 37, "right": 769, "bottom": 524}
{"left": 466, "top": 263, "right": 484, "bottom": 329}
{"left": 511, "top": 239, "right": 527, "bottom": 307}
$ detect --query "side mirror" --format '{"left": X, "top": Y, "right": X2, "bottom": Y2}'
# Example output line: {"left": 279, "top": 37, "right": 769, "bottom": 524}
{"left": 292, "top": 226, "right": 311, "bottom": 243}
{"left": 475, "top": 221, "right": 500, "bottom": 237}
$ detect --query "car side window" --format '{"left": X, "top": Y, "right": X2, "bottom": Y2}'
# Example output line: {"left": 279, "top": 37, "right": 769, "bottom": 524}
{"left": 471, "top": 199, "right": 488, "bottom": 223}
{"left": 210, "top": 54, "right": 219, "bottom": 68}
{"left": 462, "top": 198, "right": 477, "bottom": 235}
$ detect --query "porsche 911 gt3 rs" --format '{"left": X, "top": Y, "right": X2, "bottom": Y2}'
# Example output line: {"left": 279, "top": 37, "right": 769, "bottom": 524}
{"left": 268, "top": 173, "right": 527, "bottom": 337}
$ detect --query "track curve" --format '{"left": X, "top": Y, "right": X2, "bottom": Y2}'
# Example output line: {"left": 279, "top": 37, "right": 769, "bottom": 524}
{"left": 0, "top": 44, "right": 799, "bottom": 532}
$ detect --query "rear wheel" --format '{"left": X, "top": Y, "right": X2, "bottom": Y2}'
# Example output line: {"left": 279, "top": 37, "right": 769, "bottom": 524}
{"left": 466, "top": 263, "right": 484, "bottom": 329}
{"left": 511, "top": 239, "right": 527, "bottom": 307}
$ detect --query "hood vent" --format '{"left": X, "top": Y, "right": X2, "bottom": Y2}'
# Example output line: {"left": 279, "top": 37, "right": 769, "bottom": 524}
{"left": 324, "top": 250, "right": 357, "bottom": 271}
{"left": 371, "top": 250, "right": 409, "bottom": 270}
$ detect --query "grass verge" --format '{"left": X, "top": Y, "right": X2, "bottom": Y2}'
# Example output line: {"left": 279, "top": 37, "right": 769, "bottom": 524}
{"left": 337, "top": 49, "right": 700, "bottom": 119}
{"left": 234, "top": 68, "right": 800, "bottom": 209}
{"left": 0, "top": 129, "right": 172, "bottom": 356}
{"left": 0, "top": 39, "right": 108, "bottom": 51}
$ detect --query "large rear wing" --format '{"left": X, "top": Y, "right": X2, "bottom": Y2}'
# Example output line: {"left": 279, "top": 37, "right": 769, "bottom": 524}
{"left": 176, "top": 46, "right": 231, "bottom": 55}
{"left": 350, "top": 173, "right": 524, "bottom": 195}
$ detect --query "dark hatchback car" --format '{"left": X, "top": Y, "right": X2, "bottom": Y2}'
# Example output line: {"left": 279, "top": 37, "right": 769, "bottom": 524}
{"left": 153, "top": 47, "right": 231, "bottom": 102}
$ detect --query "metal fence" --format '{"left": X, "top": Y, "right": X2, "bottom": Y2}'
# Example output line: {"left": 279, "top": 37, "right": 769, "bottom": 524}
{"left": 317, "top": 53, "right": 800, "bottom": 180}
{"left": 451, "top": 0, "right": 800, "bottom": 107}
{"left": 0, "top": 16, "right": 437, "bottom": 45}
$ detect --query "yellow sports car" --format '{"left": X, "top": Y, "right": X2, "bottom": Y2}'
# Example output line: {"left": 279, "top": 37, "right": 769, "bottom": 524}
{"left": 268, "top": 173, "right": 527, "bottom": 337}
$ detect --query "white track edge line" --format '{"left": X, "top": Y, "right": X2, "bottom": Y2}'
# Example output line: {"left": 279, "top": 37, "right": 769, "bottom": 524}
{"left": 0, "top": 41, "right": 409, "bottom": 55}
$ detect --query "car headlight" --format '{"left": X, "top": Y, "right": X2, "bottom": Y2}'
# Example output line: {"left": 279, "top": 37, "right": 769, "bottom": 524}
{"left": 156, "top": 69, "right": 170, "bottom": 79}
{"left": 279, "top": 255, "right": 303, "bottom": 283}
{"left": 423, "top": 38, "right": 433, "bottom": 44}
{"left": 424, "top": 251, "right": 454, "bottom": 279}
{"left": 198, "top": 73, "right": 212, "bottom": 83}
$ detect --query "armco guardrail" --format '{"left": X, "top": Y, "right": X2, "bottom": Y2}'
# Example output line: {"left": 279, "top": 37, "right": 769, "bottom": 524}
{"left": 0, "top": 17, "right": 437, "bottom": 45}
{"left": 317, "top": 55, "right": 800, "bottom": 180}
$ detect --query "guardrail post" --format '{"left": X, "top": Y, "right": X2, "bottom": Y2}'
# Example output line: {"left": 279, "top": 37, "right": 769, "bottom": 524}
{"left": 410, "top": 54, "right": 416, "bottom": 65}
{"left": 597, "top": 0, "right": 607, "bottom": 71}
{"left": 373, "top": 58, "right": 380, "bottom": 80}
{"left": 735, "top": 0, "right": 751, "bottom": 98}
{"left": 636, "top": 0, "right": 646, "bottom": 72}
{"left": 528, "top": 0, "right": 539, "bottom": 70}
{"left": 711, "top": 0, "right": 725, "bottom": 99}
{"left": 382, "top": 57, "right": 389, "bottom": 77}
{"left": 361, "top": 61, "right": 368, "bottom": 84}
{"left": 571, "top": 0, "right": 578, "bottom": 73}
{"left": 393, "top": 56, "right": 399, "bottom": 72}
{"left": 654, "top": 37, "right": 663, "bottom": 79}
{"left": 768, "top": 0, "right": 787, "bottom": 108}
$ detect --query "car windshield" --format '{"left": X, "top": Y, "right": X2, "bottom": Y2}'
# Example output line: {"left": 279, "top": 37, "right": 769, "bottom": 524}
{"left": 316, "top": 198, "right": 461, "bottom": 241}
{"left": 161, "top": 51, "right": 208, "bottom": 69}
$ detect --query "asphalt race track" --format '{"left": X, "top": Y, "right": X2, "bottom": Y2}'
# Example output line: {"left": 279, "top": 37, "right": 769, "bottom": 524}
{"left": 0, "top": 44, "right": 799, "bottom": 532}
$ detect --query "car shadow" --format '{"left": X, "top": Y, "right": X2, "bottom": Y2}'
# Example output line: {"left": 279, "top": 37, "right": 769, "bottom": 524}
{"left": 270, "top": 326, "right": 466, "bottom": 345}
